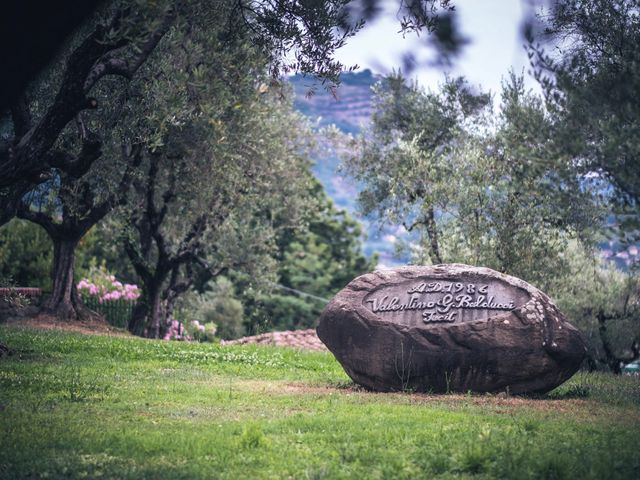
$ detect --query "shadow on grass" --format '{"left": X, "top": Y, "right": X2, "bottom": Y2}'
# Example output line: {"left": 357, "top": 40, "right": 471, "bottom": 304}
{"left": 325, "top": 371, "right": 640, "bottom": 408}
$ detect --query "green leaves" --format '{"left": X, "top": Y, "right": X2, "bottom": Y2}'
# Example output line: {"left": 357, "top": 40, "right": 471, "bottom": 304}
{"left": 0, "top": 219, "right": 53, "bottom": 290}
{"left": 240, "top": 176, "right": 375, "bottom": 332}
{"left": 529, "top": 0, "right": 640, "bottom": 236}
{"left": 344, "top": 71, "right": 605, "bottom": 287}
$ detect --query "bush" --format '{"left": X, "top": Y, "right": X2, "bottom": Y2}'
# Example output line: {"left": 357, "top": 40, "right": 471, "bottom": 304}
{"left": 0, "top": 219, "right": 52, "bottom": 290}
{"left": 77, "top": 264, "right": 140, "bottom": 327}
{"left": 77, "top": 263, "right": 141, "bottom": 303}
{"left": 193, "top": 277, "right": 245, "bottom": 340}
{"left": 186, "top": 320, "right": 218, "bottom": 342}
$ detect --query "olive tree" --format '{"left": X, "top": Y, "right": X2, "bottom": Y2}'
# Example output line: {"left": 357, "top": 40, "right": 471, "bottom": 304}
{"left": 343, "top": 72, "right": 604, "bottom": 287}
{"left": 0, "top": 0, "right": 458, "bottom": 227}
{"left": 4, "top": 0, "right": 351, "bottom": 321}
{"left": 115, "top": 18, "right": 318, "bottom": 336}
{"left": 551, "top": 242, "right": 640, "bottom": 372}
{"left": 528, "top": 0, "right": 640, "bottom": 239}
{"left": 122, "top": 99, "right": 317, "bottom": 336}
{"left": 15, "top": 146, "right": 141, "bottom": 319}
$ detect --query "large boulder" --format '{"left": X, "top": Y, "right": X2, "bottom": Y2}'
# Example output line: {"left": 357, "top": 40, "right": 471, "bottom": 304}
{"left": 317, "top": 264, "right": 587, "bottom": 394}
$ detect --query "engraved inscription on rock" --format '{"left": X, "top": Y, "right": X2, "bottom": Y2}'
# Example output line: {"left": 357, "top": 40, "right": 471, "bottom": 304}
{"left": 317, "top": 264, "right": 588, "bottom": 394}
{"left": 364, "top": 276, "right": 530, "bottom": 326}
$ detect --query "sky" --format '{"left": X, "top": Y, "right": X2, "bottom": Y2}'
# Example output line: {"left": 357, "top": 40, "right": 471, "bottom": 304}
{"left": 334, "top": 0, "right": 540, "bottom": 97}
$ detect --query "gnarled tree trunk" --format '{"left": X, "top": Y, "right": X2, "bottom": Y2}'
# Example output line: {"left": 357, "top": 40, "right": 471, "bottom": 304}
{"left": 46, "top": 236, "right": 78, "bottom": 317}
{"left": 44, "top": 234, "right": 96, "bottom": 320}
{"left": 128, "top": 277, "right": 164, "bottom": 338}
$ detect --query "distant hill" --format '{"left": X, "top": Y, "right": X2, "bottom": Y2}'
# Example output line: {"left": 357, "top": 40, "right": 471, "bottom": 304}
{"left": 291, "top": 69, "right": 376, "bottom": 135}
{"left": 289, "top": 70, "right": 405, "bottom": 267}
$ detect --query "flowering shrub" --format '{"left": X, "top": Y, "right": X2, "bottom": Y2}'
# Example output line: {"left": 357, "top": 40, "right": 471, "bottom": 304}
{"left": 163, "top": 319, "right": 192, "bottom": 341}
{"left": 188, "top": 320, "right": 218, "bottom": 342}
{"left": 163, "top": 319, "right": 217, "bottom": 342}
{"left": 77, "top": 265, "right": 140, "bottom": 303}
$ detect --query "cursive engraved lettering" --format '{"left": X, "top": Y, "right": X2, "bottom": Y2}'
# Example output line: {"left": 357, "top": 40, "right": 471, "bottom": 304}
{"left": 423, "top": 310, "right": 457, "bottom": 322}
{"left": 367, "top": 279, "right": 517, "bottom": 323}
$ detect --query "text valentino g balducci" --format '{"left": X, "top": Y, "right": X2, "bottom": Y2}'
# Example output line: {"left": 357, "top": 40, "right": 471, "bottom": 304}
{"left": 366, "top": 291, "right": 515, "bottom": 323}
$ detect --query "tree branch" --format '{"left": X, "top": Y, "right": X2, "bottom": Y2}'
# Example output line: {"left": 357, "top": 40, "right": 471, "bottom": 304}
{"left": 76, "top": 143, "right": 144, "bottom": 233}
{"left": 10, "top": 94, "right": 32, "bottom": 139}
{"left": 0, "top": 6, "right": 174, "bottom": 194}
{"left": 46, "top": 132, "right": 102, "bottom": 178}
{"left": 84, "top": 9, "right": 176, "bottom": 92}
{"left": 15, "top": 201, "right": 57, "bottom": 236}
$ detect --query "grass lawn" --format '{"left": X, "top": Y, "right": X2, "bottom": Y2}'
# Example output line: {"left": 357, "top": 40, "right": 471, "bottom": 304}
{"left": 1, "top": 325, "right": 639, "bottom": 479}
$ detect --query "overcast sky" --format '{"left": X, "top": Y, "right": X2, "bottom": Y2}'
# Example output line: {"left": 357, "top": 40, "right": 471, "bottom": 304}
{"left": 335, "top": 0, "right": 540, "bottom": 97}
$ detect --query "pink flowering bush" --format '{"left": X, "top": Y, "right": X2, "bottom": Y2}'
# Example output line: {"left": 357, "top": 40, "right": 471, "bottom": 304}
{"left": 163, "top": 319, "right": 217, "bottom": 342}
{"left": 77, "top": 265, "right": 140, "bottom": 304}
{"left": 187, "top": 320, "right": 217, "bottom": 342}
{"left": 163, "top": 319, "right": 192, "bottom": 341}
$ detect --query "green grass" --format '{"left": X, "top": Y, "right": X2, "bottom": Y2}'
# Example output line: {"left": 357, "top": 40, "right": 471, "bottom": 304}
{"left": 1, "top": 326, "right": 639, "bottom": 479}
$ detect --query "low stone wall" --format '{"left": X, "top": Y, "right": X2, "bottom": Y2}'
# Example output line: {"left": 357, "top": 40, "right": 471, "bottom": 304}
{"left": 222, "top": 329, "right": 327, "bottom": 352}
{"left": 0, "top": 288, "right": 43, "bottom": 298}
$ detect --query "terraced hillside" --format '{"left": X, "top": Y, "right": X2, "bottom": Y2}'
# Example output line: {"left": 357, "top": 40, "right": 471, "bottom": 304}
{"left": 290, "top": 70, "right": 405, "bottom": 266}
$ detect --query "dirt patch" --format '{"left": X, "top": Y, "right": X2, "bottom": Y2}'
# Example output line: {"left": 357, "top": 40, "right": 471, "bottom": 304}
{"left": 274, "top": 382, "right": 640, "bottom": 424}
{"left": 178, "top": 376, "right": 630, "bottom": 420}
{"left": 2, "top": 313, "right": 131, "bottom": 337}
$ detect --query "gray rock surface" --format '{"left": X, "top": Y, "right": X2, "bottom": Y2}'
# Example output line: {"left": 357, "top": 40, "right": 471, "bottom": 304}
{"left": 317, "top": 264, "right": 587, "bottom": 394}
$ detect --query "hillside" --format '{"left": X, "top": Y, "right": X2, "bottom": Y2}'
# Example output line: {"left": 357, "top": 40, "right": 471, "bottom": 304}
{"left": 289, "top": 70, "right": 405, "bottom": 266}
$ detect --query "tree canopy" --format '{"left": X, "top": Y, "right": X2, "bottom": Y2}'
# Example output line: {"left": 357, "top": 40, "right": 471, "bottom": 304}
{"left": 528, "top": 0, "right": 640, "bottom": 240}
{"left": 0, "top": 0, "right": 458, "bottom": 229}
{"left": 343, "top": 72, "right": 605, "bottom": 287}
{"left": 240, "top": 176, "right": 376, "bottom": 333}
